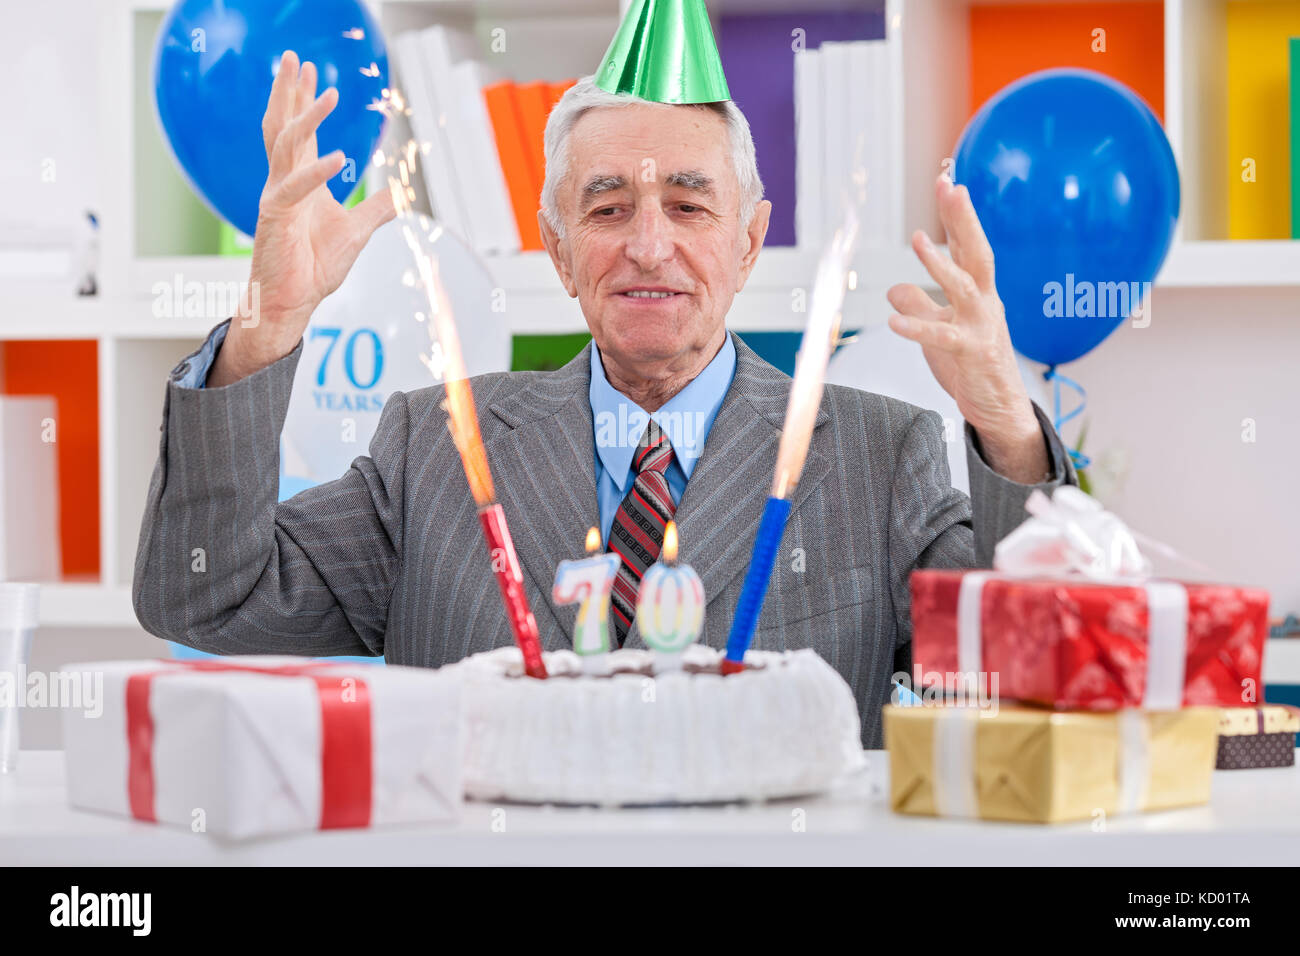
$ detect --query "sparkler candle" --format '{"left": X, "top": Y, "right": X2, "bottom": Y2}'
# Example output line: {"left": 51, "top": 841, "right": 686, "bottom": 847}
{"left": 552, "top": 527, "right": 621, "bottom": 672}
{"left": 721, "top": 209, "right": 861, "bottom": 675}
{"left": 375, "top": 103, "right": 547, "bottom": 679}
{"left": 422, "top": 261, "right": 547, "bottom": 680}
{"left": 635, "top": 522, "right": 704, "bottom": 672}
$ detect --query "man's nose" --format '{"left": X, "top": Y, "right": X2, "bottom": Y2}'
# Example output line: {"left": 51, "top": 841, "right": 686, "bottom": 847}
{"left": 624, "top": 203, "right": 674, "bottom": 270}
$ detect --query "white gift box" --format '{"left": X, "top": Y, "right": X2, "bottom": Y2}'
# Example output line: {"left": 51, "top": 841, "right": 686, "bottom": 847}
{"left": 61, "top": 657, "right": 462, "bottom": 840}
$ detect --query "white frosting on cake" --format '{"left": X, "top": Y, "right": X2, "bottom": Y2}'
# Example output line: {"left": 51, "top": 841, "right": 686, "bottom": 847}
{"left": 450, "top": 644, "right": 866, "bottom": 805}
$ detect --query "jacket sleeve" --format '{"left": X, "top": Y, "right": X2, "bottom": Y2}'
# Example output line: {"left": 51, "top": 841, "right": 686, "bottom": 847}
{"left": 887, "top": 400, "right": 1075, "bottom": 672}
{"left": 131, "top": 320, "right": 408, "bottom": 657}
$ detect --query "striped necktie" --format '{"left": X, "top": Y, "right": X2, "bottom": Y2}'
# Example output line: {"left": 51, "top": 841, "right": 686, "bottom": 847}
{"left": 607, "top": 420, "right": 676, "bottom": 647}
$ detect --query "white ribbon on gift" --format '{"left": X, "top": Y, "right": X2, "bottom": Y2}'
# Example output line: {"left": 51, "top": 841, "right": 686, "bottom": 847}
{"left": 1115, "top": 709, "right": 1150, "bottom": 815}
{"left": 930, "top": 705, "right": 1155, "bottom": 817}
{"left": 956, "top": 486, "right": 1190, "bottom": 711}
{"left": 931, "top": 706, "right": 980, "bottom": 818}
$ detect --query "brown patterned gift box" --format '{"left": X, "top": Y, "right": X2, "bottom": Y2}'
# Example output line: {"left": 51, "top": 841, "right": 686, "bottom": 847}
{"left": 1216, "top": 706, "right": 1300, "bottom": 770}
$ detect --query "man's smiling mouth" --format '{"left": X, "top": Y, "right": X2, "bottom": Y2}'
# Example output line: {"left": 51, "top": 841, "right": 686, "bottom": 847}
{"left": 616, "top": 287, "right": 685, "bottom": 300}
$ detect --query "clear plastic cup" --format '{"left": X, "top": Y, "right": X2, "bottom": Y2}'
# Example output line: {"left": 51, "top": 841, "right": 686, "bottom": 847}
{"left": 0, "top": 583, "right": 38, "bottom": 773}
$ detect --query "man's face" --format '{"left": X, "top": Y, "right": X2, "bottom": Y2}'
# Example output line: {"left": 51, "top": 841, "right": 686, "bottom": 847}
{"left": 540, "top": 103, "right": 770, "bottom": 370}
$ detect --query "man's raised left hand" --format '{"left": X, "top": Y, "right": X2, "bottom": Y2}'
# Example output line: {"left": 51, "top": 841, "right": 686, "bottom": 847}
{"left": 885, "top": 175, "right": 1050, "bottom": 484}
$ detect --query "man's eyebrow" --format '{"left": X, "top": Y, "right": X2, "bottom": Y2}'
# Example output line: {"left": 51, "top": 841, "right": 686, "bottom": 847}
{"left": 579, "top": 175, "right": 628, "bottom": 212}
{"left": 664, "top": 170, "right": 716, "bottom": 198}
{"left": 579, "top": 170, "right": 718, "bottom": 211}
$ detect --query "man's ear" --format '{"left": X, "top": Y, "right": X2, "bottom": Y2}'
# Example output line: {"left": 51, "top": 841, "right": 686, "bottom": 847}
{"left": 735, "top": 199, "right": 772, "bottom": 292}
{"left": 539, "top": 210, "right": 578, "bottom": 297}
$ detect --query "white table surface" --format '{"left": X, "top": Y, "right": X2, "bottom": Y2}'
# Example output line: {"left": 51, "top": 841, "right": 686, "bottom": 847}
{"left": 3, "top": 750, "right": 1299, "bottom": 865}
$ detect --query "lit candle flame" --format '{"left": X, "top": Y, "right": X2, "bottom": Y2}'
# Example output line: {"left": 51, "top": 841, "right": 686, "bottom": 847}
{"left": 584, "top": 526, "right": 601, "bottom": 554}
{"left": 662, "top": 521, "right": 679, "bottom": 564}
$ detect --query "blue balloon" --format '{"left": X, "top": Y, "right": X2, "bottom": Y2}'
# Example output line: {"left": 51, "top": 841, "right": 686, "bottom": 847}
{"left": 954, "top": 69, "right": 1179, "bottom": 367}
{"left": 153, "top": 0, "right": 388, "bottom": 237}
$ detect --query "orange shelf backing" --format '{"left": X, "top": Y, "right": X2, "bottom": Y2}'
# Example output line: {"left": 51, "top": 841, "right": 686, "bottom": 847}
{"left": 1, "top": 340, "right": 100, "bottom": 579}
{"left": 970, "top": 2, "right": 1165, "bottom": 123}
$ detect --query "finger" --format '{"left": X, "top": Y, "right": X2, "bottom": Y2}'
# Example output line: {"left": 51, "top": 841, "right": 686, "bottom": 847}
{"left": 938, "top": 178, "right": 996, "bottom": 292}
{"left": 267, "top": 150, "right": 345, "bottom": 211}
{"left": 350, "top": 187, "right": 398, "bottom": 238}
{"left": 911, "top": 228, "right": 981, "bottom": 312}
{"left": 262, "top": 50, "right": 300, "bottom": 160}
{"left": 296, "top": 60, "right": 318, "bottom": 115}
{"left": 934, "top": 177, "right": 965, "bottom": 265}
{"left": 269, "top": 87, "right": 339, "bottom": 181}
{"left": 291, "top": 61, "right": 320, "bottom": 165}
{"left": 887, "top": 313, "right": 966, "bottom": 352}
{"left": 886, "top": 282, "right": 946, "bottom": 322}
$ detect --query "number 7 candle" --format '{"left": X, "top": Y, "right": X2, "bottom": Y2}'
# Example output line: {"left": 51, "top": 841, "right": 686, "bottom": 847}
{"left": 722, "top": 208, "right": 860, "bottom": 675}
{"left": 552, "top": 527, "right": 621, "bottom": 672}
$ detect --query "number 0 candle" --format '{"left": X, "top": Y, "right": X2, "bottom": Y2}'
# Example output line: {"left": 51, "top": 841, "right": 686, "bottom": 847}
{"left": 636, "top": 522, "right": 704, "bottom": 671}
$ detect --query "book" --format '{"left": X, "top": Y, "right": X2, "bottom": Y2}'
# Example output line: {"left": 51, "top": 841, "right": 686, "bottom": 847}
{"left": 1291, "top": 37, "right": 1299, "bottom": 239}
{"left": 392, "top": 31, "right": 470, "bottom": 241}
{"left": 846, "top": 42, "right": 873, "bottom": 242}
{"left": 718, "top": 10, "right": 886, "bottom": 247}
{"left": 453, "top": 59, "right": 521, "bottom": 254}
{"left": 514, "top": 80, "right": 553, "bottom": 205}
{"left": 418, "top": 26, "right": 488, "bottom": 250}
{"left": 819, "top": 42, "right": 852, "bottom": 236}
{"left": 1221, "top": 0, "right": 1300, "bottom": 237}
{"left": 862, "top": 41, "right": 892, "bottom": 247}
{"left": 793, "top": 48, "right": 823, "bottom": 247}
{"left": 485, "top": 82, "right": 543, "bottom": 250}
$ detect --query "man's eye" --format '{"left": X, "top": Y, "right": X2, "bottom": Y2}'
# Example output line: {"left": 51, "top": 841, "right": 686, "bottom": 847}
{"left": 678, "top": 204, "right": 700, "bottom": 214}
{"left": 596, "top": 207, "right": 620, "bottom": 217}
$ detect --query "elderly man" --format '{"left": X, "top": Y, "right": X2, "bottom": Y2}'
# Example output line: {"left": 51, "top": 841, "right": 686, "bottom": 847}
{"left": 134, "top": 42, "right": 1072, "bottom": 747}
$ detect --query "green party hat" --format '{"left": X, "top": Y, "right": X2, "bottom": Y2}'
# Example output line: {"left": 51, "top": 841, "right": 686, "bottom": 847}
{"left": 594, "top": 0, "right": 730, "bottom": 104}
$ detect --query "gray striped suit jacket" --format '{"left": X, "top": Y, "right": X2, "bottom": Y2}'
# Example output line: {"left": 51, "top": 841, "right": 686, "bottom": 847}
{"left": 133, "top": 325, "right": 1072, "bottom": 747}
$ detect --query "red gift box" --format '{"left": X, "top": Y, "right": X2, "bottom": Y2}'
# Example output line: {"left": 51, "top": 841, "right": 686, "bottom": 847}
{"left": 911, "top": 569, "right": 1269, "bottom": 710}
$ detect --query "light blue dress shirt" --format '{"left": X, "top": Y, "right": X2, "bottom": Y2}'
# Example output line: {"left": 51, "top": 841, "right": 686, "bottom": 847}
{"left": 178, "top": 322, "right": 738, "bottom": 544}
{"left": 175, "top": 321, "right": 229, "bottom": 389}
{"left": 589, "top": 336, "right": 736, "bottom": 545}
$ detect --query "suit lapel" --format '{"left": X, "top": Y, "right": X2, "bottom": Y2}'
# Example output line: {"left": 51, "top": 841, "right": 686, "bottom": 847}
{"left": 480, "top": 334, "right": 832, "bottom": 652}
{"left": 670, "top": 334, "right": 831, "bottom": 643}
{"left": 485, "top": 348, "right": 598, "bottom": 647}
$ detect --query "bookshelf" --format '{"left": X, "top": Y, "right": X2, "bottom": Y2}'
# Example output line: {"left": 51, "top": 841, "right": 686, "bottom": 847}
{"left": 6, "top": 0, "right": 1298, "bottom": 645}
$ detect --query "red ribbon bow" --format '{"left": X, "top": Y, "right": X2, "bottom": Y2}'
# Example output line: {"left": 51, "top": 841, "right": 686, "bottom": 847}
{"left": 126, "top": 659, "right": 373, "bottom": 829}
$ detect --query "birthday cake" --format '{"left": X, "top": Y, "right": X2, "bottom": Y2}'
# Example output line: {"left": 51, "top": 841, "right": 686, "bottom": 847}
{"left": 450, "top": 644, "right": 866, "bottom": 806}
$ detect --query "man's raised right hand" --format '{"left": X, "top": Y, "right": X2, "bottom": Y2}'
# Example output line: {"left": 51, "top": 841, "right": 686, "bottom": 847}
{"left": 208, "top": 50, "right": 396, "bottom": 387}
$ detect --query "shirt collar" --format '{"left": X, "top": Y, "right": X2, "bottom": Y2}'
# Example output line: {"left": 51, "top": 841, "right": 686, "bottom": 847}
{"left": 589, "top": 334, "right": 737, "bottom": 493}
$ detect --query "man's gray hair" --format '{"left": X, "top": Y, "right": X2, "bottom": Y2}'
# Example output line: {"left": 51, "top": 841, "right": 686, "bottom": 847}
{"left": 540, "top": 76, "right": 764, "bottom": 239}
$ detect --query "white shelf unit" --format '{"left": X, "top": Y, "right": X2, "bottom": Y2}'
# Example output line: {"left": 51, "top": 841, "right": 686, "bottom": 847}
{"left": 30, "top": 579, "right": 1300, "bottom": 684}
{"left": 3, "top": 0, "right": 1295, "bottom": 634}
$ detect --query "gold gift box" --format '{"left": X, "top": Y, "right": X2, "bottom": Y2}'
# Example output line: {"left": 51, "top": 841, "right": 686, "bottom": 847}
{"left": 1218, "top": 705, "right": 1300, "bottom": 737}
{"left": 883, "top": 704, "right": 1219, "bottom": 823}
